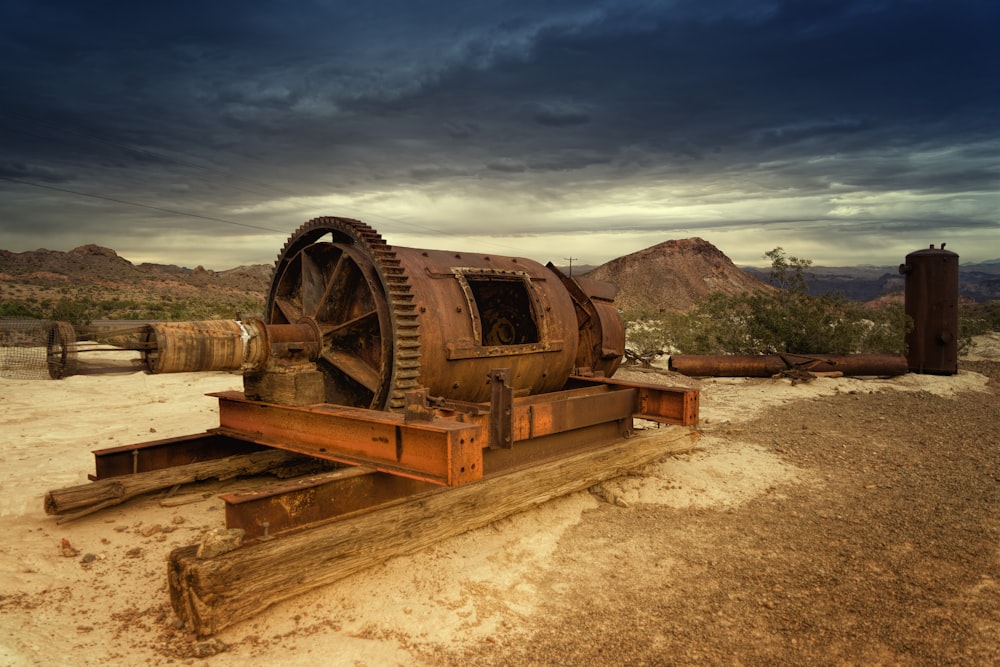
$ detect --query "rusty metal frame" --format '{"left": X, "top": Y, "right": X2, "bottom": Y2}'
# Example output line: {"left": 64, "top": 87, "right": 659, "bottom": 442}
{"left": 445, "top": 267, "right": 565, "bottom": 360}
{"left": 90, "top": 432, "right": 266, "bottom": 480}
{"left": 211, "top": 391, "right": 484, "bottom": 486}
{"left": 488, "top": 368, "right": 513, "bottom": 449}
{"left": 85, "top": 376, "right": 698, "bottom": 541}
{"left": 220, "top": 418, "right": 634, "bottom": 541}
{"left": 221, "top": 466, "right": 435, "bottom": 540}
{"left": 567, "top": 376, "right": 699, "bottom": 426}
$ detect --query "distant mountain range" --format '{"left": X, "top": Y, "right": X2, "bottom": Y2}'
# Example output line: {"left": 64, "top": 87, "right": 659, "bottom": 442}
{"left": 2, "top": 244, "right": 997, "bottom": 321}
{"left": 739, "top": 260, "right": 1000, "bottom": 303}
{"left": 0, "top": 244, "right": 272, "bottom": 294}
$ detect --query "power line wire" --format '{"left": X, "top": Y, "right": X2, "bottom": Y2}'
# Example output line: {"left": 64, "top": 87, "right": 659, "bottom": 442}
{"left": 0, "top": 111, "right": 524, "bottom": 247}
{"left": 0, "top": 176, "right": 287, "bottom": 234}
{"left": 0, "top": 110, "right": 300, "bottom": 199}
{"left": 0, "top": 112, "right": 479, "bottom": 245}
{"left": 0, "top": 111, "right": 555, "bottom": 258}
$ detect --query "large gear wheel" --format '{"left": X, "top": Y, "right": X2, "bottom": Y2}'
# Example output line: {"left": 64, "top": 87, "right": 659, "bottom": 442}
{"left": 265, "top": 217, "right": 421, "bottom": 411}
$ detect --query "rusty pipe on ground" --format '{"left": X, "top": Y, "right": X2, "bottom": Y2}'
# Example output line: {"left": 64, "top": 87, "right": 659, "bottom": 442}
{"left": 668, "top": 353, "right": 909, "bottom": 378}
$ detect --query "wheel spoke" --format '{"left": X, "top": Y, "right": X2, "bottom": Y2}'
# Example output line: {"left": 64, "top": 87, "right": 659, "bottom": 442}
{"left": 273, "top": 296, "right": 301, "bottom": 324}
{"left": 300, "top": 249, "right": 326, "bottom": 317}
{"left": 319, "top": 255, "right": 365, "bottom": 323}
{"left": 268, "top": 222, "right": 400, "bottom": 410}
{"left": 317, "top": 253, "right": 349, "bottom": 319}
{"left": 320, "top": 309, "right": 379, "bottom": 340}
{"left": 321, "top": 350, "right": 381, "bottom": 394}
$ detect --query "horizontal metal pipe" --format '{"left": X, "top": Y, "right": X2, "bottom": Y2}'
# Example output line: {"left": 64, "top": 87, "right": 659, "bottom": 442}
{"left": 142, "top": 320, "right": 321, "bottom": 374}
{"left": 668, "top": 353, "right": 909, "bottom": 378}
{"left": 143, "top": 320, "right": 248, "bottom": 374}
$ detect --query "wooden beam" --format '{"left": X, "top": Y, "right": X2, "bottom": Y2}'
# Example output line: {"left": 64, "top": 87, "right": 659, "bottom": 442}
{"left": 168, "top": 427, "right": 699, "bottom": 636}
{"left": 44, "top": 449, "right": 307, "bottom": 523}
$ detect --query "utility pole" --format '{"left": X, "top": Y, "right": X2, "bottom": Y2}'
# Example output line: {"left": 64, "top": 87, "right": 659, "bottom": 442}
{"left": 564, "top": 256, "right": 578, "bottom": 277}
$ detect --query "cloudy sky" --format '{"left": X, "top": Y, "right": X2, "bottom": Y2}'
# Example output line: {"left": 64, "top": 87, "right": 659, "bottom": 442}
{"left": 1, "top": 0, "right": 997, "bottom": 270}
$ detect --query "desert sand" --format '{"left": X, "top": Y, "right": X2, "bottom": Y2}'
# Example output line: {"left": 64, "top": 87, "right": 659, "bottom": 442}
{"left": 1, "top": 334, "right": 998, "bottom": 665}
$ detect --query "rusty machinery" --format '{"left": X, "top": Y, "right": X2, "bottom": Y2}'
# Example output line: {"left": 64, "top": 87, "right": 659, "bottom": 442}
{"left": 45, "top": 217, "right": 698, "bottom": 529}
{"left": 899, "top": 243, "right": 959, "bottom": 375}
{"left": 667, "top": 243, "right": 960, "bottom": 379}
{"left": 134, "top": 215, "right": 626, "bottom": 409}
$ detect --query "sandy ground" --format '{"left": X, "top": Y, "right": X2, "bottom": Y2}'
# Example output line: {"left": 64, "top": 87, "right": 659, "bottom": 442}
{"left": 1, "top": 334, "right": 998, "bottom": 666}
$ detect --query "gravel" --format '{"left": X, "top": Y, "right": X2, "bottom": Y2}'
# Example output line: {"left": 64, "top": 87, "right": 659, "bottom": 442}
{"left": 440, "top": 360, "right": 1000, "bottom": 666}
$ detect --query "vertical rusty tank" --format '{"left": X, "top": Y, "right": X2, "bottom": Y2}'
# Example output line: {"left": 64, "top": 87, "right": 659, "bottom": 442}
{"left": 899, "top": 244, "right": 959, "bottom": 375}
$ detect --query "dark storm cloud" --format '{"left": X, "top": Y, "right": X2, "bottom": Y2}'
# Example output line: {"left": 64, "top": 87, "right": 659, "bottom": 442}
{"left": 532, "top": 103, "right": 592, "bottom": 127}
{"left": 0, "top": 0, "right": 997, "bottom": 267}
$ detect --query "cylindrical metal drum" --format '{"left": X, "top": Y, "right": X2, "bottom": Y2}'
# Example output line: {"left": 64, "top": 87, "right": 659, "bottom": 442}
{"left": 265, "top": 217, "right": 625, "bottom": 411}
{"left": 899, "top": 244, "right": 959, "bottom": 375}
{"left": 391, "top": 246, "right": 580, "bottom": 403}
{"left": 143, "top": 320, "right": 247, "bottom": 374}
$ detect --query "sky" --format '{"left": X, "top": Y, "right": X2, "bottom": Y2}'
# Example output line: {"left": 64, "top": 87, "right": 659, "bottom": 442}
{"left": 0, "top": 0, "right": 997, "bottom": 271}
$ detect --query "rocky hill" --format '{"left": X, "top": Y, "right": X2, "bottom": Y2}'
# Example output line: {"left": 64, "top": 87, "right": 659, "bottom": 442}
{"left": 0, "top": 245, "right": 272, "bottom": 293}
{"left": 4, "top": 242, "right": 994, "bottom": 323}
{"left": 3, "top": 239, "right": 770, "bottom": 318}
{"left": 0, "top": 245, "right": 271, "bottom": 321}
{"left": 584, "top": 238, "right": 772, "bottom": 313}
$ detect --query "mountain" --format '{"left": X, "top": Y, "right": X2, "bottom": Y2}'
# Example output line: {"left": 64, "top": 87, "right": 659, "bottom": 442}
{"left": 583, "top": 238, "right": 772, "bottom": 313}
{"left": 740, "top": 263, "right": 1000, "bottom": 302}
{"left": 963, "top": 258, "right": 1000, "bottom": 272}
{"left": 0, "top": 239, "right": 774, "bottom": 317}
{"left": 0, "top": 245, "right": 272, "bottom": 294}
{"left": 0, "top": 245, "right": 271, "bottom": 320}
{"left": 2, "top": 243, "right": 995, "bottom": 323}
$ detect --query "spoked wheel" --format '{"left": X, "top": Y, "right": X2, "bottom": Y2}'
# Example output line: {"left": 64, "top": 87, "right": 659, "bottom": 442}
{"left": 266, "top": 217, "right": 421, "bottom": 411}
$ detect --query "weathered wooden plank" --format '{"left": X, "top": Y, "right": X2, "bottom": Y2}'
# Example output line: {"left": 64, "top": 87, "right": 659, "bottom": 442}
{"left": 44, "top": 449, "right": 307, "bottom": 522}
{"left": 168, "top": 427, "right": 700, "bottom": 636}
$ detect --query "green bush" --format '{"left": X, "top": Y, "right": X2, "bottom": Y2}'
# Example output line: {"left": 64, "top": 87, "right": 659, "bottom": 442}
{"left": 0, "top": 301, "right": 39, "bottom": 319}
{"left": 0, "top": 294, "right": 264, "bottom": 324}
{"left": 959, "top": 302, "right": 1000, "bottom": 338}
{"left": 50, "top": 297, "right": 93, "bottom": 325}
{"left": 624, "top": 248, "right": 910, "bottom": 357}
{"left": 958, "top": 302, "right": 1000, "bottom": 353}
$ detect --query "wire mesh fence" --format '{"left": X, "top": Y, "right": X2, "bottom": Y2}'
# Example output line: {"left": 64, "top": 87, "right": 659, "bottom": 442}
{"left": 0, "top": 318, "right": 76, "bottom": 380}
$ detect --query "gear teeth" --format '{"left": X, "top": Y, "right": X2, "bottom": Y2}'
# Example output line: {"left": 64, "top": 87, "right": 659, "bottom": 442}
{"left": 269, "top": 216, "right": 423, "bottom": 413}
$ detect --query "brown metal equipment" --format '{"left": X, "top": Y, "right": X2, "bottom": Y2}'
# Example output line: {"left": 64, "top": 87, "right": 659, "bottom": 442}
{"left": 46, "top": 215, "right": 698, "bottom": 537}
{"left": 899, "top": 243, "right": 959, "bottom": 375}
{"left": 669, "top": 353, "right": 909, "bottom": 378}
{"left": 258, "top": 217, "right": 631, "bottom": 408}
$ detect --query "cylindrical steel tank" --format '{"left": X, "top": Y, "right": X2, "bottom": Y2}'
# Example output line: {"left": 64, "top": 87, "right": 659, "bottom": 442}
{"left": 142, "top": 320, "right": 319, "bottom": 374}
{"left": 264, "top": 217, "right": 625, "bottom": 411}
{"left": 389, "top": 245, "right": 581, "bottom": 402}
{"left": 899, "top": 244, "right": 959, "bottom": 375}
{"left": 143, "top": 320, "right": 247, "bottom": 374}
